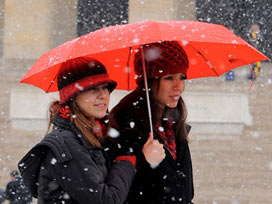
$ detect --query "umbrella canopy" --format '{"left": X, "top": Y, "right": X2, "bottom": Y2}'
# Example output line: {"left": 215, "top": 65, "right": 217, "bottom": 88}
{"left": 21, "top": 20, "right": 269, "bottom": 92}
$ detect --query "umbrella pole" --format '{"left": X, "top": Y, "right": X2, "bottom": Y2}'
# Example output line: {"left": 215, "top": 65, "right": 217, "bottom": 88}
{"left": 141, "top": 47, "right": 154, "bottom": 137}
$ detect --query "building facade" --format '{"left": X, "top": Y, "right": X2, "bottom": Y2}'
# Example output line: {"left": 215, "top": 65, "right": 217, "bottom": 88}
{"left": 0, "top": 1, "right": 271, "bottom": 203}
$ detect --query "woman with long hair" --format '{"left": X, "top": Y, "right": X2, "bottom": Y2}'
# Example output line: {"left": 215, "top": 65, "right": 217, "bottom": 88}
{"left": 108, "top": 41, "right": 194, "bottom": 204}
{"left": 18, "top": 57, "right": 165, "bottom": 204}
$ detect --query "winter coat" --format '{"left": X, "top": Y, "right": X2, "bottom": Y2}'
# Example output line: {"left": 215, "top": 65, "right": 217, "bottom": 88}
{"left": 4, "top": 176, "right": 32, "bottom": 204}
{"left": 107, "top": 88, "right": 194, "bottom": 204}
{"left": 18, "top": 115, "right": 136, "bottom": 204}
{"left": 0, "top": 188, "right": 4, "bottom": 204}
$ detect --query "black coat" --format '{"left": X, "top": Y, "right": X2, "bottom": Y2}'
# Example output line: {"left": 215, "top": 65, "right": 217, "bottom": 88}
{"left": 108, "top": 88, "right": 194, "bottom": 204}
{"left": 4, "top": 176, "right": 32, "bottom": 204}
{"left": 0, "top": 188, "right": 4, "bottom": 204}
{"left": 18, "top": 116, "right": 136, "bottom": 204}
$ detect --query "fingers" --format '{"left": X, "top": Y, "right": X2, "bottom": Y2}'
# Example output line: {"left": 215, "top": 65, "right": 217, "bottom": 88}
{"left": 154, "top": 143, "right": 165, "bottom": 155}
{"left": 151, "top": 139, "right": 160, "bottom": 146}
{"left": 149, "top": 132, "right": 154, "bottom": 140}
{"left": 143, "top": 132, "right": 154, "bottom": 148}
{"left": 145, "top": 132, "right": 153, "bottom": 144}
{"left": 142, "top": 134, "right": 166, "bottom": 167}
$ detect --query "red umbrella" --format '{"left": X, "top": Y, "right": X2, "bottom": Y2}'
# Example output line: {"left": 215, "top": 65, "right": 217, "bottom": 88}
{"left": 21, "top": 20, "right": 269, "bottom": 92}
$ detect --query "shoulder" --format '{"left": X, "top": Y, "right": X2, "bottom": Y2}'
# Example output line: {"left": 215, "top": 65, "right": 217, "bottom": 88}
{"left": 110, "top": 89, "right": 146, "bottom": 126}
{"left": 47, "top": 128, "right": 80, "bottom": 145}
{"left": 110, "top": 91, "right": 136, "bottom": 127}
{"left": 111, "top": 90, "right": 137, "bottom": 115}
{"left": 41, "top": 128, "right": 84, "bottom": 162}
{"left": 6, "top": 180, "right": 14, "bottom": 188}
{"left": 19, "top": 129, "right": 76, "bottom": 172}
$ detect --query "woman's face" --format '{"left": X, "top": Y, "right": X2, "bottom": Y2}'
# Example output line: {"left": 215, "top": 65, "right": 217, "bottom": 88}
{"left": 152, "top": 73, "right": 186, "bottom": 108}
{"left": 76, "top": 83, "right": 110, "bottom": 119}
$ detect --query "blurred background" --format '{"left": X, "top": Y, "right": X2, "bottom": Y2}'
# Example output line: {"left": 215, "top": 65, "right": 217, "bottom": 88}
{"left": 0, "top": 0, "right": 271, "bottom": 203}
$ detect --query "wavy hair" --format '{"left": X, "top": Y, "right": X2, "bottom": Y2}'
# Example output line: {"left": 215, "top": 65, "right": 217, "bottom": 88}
{"left": 138, "top": 79, "right": 188, "bottom": 142}
{"left": 47, "top": 100, "right": 103, "bottom": 147}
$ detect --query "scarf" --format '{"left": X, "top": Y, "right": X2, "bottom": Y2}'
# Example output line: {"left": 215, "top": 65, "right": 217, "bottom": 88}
{"left": 155, "top": 107, "right": 180, "bottom": 160}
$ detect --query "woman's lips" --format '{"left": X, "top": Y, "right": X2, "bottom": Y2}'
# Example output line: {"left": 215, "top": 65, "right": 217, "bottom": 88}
{"left": 94, "top": 103, "right": 107, "bottom": 108}
{"left": 170, "top": 95, "right": 180, "bottom": 101}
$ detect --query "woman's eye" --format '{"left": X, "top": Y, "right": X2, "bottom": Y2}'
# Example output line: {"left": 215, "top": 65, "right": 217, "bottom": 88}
{"left": 102, "top": 85, "right": 109, "bottom": 90}
{"left": 89, "top": 87, "right": 96, "bottom": 91}
{"left": 164, "top": 76, "right": 173, "bottom": 80}
{"left": 180, "top": 74, "right": 187, "bottom": 80}
{"left": 92, "top": 86, "right": 100, "bottom": 91}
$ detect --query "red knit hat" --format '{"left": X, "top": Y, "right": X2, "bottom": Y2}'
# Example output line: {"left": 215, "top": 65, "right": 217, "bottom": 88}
{"left": 58, "top": 57, "right": 117, "bottom": 104}
{"left": 134, "top": 41, "right": 189, "bottom": 84}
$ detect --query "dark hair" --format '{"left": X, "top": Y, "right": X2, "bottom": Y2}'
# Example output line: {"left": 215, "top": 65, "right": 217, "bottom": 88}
{"left": 138, "top": 79, "right": 188, "bottom": 141}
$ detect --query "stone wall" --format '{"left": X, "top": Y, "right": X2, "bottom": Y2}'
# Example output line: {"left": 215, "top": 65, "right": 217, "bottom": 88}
{"left": 129, "top": 0, "right": 195, "bottom": 22}
{"left": 3, "top": 0, "right": 77, "bottom": 60}
{"left": 0, "top": 0, "right": 77, "bottom": 190}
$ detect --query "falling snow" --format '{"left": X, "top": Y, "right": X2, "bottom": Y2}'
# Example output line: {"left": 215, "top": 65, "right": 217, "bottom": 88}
{"left": 107, "top": 128, "right": 120, "bottom": 138}
{"left": 268, "top": 162, "right": 272, "bottom": 170}
{"left": 51, "top": 158, "right": 57, "bottom": 165}
{"left": 158, "top": 126, "right": 164, "bottom": 132}
{"left": 144, "top": 47, "right": 161, "bottom": 62}
{"left": 75, "top": 83, "right": 84, "bottom": 91}
{"left": 0, "top": 1, "right": 271, "bottom": 204}
{"left": 129, "top": 121, "right": 135, "bottom": 128}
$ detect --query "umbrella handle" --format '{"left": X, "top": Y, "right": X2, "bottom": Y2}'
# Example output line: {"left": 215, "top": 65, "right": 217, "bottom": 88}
{"left": 141, "top": 46, "right": 154, "bottom": 138}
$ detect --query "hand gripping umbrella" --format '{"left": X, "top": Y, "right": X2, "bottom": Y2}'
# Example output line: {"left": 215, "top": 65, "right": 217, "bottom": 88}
{"left": 21, "top": 20, "right": 269, "bottom": 135}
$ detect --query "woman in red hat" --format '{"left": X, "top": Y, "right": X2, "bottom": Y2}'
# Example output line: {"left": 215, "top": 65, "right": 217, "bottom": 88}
{"left": 18, "top": 57, "right": 165, "bottom": 204}
{"left": 108, "top": 41, "right": 194, "bottom": 204}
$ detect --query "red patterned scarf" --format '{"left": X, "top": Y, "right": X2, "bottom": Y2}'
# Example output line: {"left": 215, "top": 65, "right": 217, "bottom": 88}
{"left": 155, "top": 107, "right": 180, "bottom": 160}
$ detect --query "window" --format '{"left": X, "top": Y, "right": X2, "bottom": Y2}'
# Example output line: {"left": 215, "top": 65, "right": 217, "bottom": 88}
{"left": 77, "top": 0, "right": 129, "bottom": 36}
{"left": 196, "top": 0, "right": 272, "bottom": 59}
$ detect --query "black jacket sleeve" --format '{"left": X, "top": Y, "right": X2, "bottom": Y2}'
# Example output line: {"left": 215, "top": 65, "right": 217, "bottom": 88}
{"left": 4, "top": 182, "right": 12, "bottom": 201}
{"left": 44, "top": 131, "right": 136, "bottom": 204}
{"left": 106, "top": 122, "right": 159, "bottom": 203}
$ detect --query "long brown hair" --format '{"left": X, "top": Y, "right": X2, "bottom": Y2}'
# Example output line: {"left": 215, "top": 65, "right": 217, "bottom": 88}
{"left": 47, "top": 100, "right": 103, "bottom": 147}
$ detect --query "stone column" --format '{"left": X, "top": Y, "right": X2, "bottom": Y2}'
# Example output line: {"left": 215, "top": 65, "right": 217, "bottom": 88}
{"left": 0, "top": 1, "right": 4, "bottom": 57}
{"left": 3, "top": 0, "right": 77, "bottom": 60}
{"left": 173, "top": 0, "right": 196, "bottom": 20}
{"left": 128, "top": 0, "right": 195, "bottom": 23}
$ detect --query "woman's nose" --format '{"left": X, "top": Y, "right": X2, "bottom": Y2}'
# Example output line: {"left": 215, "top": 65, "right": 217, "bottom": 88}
{"left": 173, "top": 79, "right": 183, "bottom": 90}
{"left": 97, "top": 88, "right": 108, "bottom": 98}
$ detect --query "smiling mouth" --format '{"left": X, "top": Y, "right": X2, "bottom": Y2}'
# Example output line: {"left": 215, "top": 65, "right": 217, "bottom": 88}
{"left": 95, "top": 103, "right": 107, "bottom": 107}
{"left": 170, "top": 96, "right": 180, "bottom": 101}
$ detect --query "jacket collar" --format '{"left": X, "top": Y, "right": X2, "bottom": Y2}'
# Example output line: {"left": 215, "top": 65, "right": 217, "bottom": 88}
{"left": 52, "top": 115, "right": 103, "bottom": 150}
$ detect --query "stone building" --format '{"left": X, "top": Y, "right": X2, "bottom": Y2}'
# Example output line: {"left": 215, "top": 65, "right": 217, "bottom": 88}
{"left": 0, "top": 1, "right": 271, "bottom": 203}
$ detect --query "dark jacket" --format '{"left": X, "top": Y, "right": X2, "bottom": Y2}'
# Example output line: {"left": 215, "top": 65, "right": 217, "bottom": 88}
{"left": 108, "top": 88, "right": 194, "bottom": 204}
{"left": 0, "top": 188, "right": 4, "bottom": 204}
{"left": 5, "top": 176, "right": 32, "bottom": 204}
{"left": 18, "top": 116, "right": 136, "bottom": 204}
